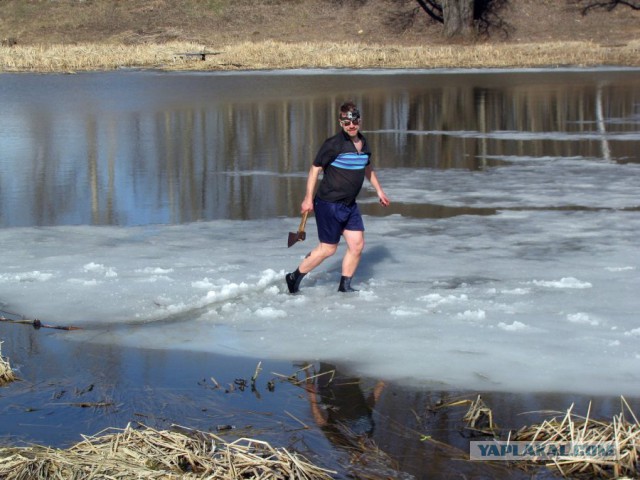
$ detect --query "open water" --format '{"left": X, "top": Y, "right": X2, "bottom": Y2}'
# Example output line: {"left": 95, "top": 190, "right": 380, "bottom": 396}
{"left": 1, "top": 68, "right": 639, "bottom": 479}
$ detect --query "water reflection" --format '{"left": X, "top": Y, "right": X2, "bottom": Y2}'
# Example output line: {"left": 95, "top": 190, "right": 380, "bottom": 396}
{"left": 297, "top": 361, "right": 640, "bottom": 479}
{"left": 305, "top": 363, "right": 382, "bottom": 438}
{"left": 0, "top": 70, "right": 638, "bottom": 227}
{"left": 302, "top": 363, "right": 410, "bottom": 478}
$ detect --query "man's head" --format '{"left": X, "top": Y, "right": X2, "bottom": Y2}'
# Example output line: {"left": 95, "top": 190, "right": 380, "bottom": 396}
{"left": 338, "top": 101, "right": 361, "bottom": 137}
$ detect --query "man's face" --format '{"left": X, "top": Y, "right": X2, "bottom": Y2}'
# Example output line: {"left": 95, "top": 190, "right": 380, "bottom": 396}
{"left": 339, "top": 115, "right": 361, "bottom": 138}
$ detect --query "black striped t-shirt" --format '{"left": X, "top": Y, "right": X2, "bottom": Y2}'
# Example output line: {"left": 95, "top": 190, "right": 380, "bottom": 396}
{"left": 313, "top": 130, "right": 371, "bottom": 205}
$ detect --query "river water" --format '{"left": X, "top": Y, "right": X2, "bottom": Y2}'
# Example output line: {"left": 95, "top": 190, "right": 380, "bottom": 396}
{"left": 1, "top": 68, "right": 639, "bottom": 479}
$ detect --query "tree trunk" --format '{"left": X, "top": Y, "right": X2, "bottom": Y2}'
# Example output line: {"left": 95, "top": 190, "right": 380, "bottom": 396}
{"left": 442, "top": 0, "right": 476, "bottom": 39}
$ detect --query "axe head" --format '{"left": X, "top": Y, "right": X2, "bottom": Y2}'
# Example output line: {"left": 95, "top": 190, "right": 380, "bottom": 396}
{"left": 287, "top": 231, "right": 306, "bottom": 248}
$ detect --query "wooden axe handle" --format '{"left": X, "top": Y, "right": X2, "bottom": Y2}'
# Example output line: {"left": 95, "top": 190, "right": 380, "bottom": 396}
{"left": 298, "top": 211, "right": 309, "bottom": 232}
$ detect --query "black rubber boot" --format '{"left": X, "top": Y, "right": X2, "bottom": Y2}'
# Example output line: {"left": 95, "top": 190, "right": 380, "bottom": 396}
{"left": 338, "top": 275, "right": 358, "bottom": 293}
{"left": 285, "top": 269, "right": 306, "bottom": 294}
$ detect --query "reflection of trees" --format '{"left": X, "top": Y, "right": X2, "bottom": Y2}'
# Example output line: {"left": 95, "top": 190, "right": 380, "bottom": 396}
{"left": 367, "top": 77, "right": 638, "bottom": 172}
{"left": 30, "top": 109, "right": 58, "bottom": 226}
{"left": 596, "top": 84, "right": 612, "bottom": 162}
{"left": 147, "top": 99, "right": 336, "bottom": 222}
{"left": 6, "top": 74, "right": 639, "bottom": 227}
{"left": 87, "top": 115, "right": 99, "bottom": 224}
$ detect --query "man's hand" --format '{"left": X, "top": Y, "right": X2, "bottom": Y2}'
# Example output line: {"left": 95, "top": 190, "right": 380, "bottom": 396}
{"left": 301, "top": 197, "right": 314, "bottom": 213}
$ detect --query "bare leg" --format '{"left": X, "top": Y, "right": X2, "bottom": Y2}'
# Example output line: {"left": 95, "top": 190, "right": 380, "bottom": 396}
{"left": 286, "top": 242, "right": 338, "bottom": 294}
{"left": 299, "top": 242, "right": 338, "bottom": 274}
{"left": 341, "top": 229, "right": 365, "bottom": 277}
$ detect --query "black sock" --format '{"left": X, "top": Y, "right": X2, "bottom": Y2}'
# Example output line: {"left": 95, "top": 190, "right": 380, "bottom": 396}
{"left": 338, "top": 275, "right": 357, "bottom": 293}
{"left": 286, "top": 268, "right": 306, "bottom": 293}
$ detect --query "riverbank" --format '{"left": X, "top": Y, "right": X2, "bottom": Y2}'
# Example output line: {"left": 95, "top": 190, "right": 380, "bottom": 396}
{"left": 1, "top": 39, "right": 640, "bottom": 73}
{"left": 2, "top": 0, "right": 640, "bottom": 73}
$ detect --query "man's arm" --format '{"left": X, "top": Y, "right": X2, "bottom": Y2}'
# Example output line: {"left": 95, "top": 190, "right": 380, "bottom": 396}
{"left": 301, "top": 165, "right": 322, "bottom": 213}
{"left": 365, "top": 166, "right": 390, "bottom": 207}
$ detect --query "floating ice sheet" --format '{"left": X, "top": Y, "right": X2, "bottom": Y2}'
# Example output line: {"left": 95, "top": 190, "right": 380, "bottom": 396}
{"left": 1, "top": 211, "right": 638, "bottom": 395}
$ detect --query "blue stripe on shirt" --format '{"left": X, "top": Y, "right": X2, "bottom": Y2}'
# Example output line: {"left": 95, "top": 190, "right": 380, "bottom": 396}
{"left": 331, "top": 153, "right": 369, "bottom": 170}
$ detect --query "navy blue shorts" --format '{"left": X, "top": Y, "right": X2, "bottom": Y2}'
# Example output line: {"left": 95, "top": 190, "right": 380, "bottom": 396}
{"left": 314, "top": 198, "right": 364, "bottom": 245}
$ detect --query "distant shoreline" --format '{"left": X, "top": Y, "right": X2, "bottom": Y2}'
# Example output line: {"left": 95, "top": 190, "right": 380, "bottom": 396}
{"left": 1, "top": 40, "right": 639, "bottom": 73}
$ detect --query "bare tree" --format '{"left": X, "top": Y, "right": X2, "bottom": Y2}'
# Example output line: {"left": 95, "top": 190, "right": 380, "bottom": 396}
{"left": 442, "top": 0, "right": 475, "bottom": 38}
{"left": 571, "top": 0, "right": 639, "bottom": 13}
{"left": 412, "top": 0, "right": 510, "bottom": 39}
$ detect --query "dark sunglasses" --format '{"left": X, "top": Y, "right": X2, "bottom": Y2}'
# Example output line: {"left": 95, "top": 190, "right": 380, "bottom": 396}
{"left": 340, "top": 118, "right": 360, "bottom": 126}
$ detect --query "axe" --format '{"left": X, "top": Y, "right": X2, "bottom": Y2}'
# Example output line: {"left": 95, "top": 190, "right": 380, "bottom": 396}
{"left": 287, "top": 212, "right": 309, "bottom": 248}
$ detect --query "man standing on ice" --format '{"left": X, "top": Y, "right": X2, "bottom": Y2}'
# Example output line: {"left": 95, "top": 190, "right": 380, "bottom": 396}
{"left": 286, "top": 101, "right": 390, "bottom": 294}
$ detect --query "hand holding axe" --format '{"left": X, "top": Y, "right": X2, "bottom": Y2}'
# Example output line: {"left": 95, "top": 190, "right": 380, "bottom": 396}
{"left": 287, "top": 211, "right": 309, "bottom": 248}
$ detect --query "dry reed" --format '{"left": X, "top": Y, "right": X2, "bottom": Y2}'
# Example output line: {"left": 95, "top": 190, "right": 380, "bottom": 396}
{"left": 0, "top": 423, "right": 335, "bottom": 479}
{"left": 0, "top": 341, "right": 16, "bottom": 386}
{"left": 511, "top": 398, "right": 640, "bottom": 478}
{"left": 438, "top": 394, "right": 640, "bottom": 477}
{"left": 435, "top": 395, "right": 499, "bottom": 436}
{"left": 463, "top": 395, "right": 498, "bottom": 435}
{"left": 1, "top": 39, "right": 639, "bottom": 73}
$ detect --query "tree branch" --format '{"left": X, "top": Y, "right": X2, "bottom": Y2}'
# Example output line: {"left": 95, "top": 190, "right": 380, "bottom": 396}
{"left": 573, "top": 0, "right": 640, "bottom": 15}
{"left": 414, "top": 0, "right": 444, "bottom": 23}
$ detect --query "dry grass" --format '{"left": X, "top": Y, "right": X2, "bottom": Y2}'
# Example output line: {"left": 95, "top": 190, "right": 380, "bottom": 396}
{"left": 0, "top": 423, "right": 335, "bottom": 479}
{"left": 1, "top": 0, "right": 638, "bottom": 73}
{"left": 0, "top": 341, "right": 16, "bottom": 386}
{"left": 452, "top": 396, "right": 640, "bottom": 479}
{"left": 1, "top": 39, "right": 639, "bottom": 73}
{"left": 512, "top": 398, "right": 640, "bottom": 478}
{"left": 462, "top": 395, "right": 499, "bottom": 435}
{"left": 437, "top": 394, "right": 500, "bottom": 436}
